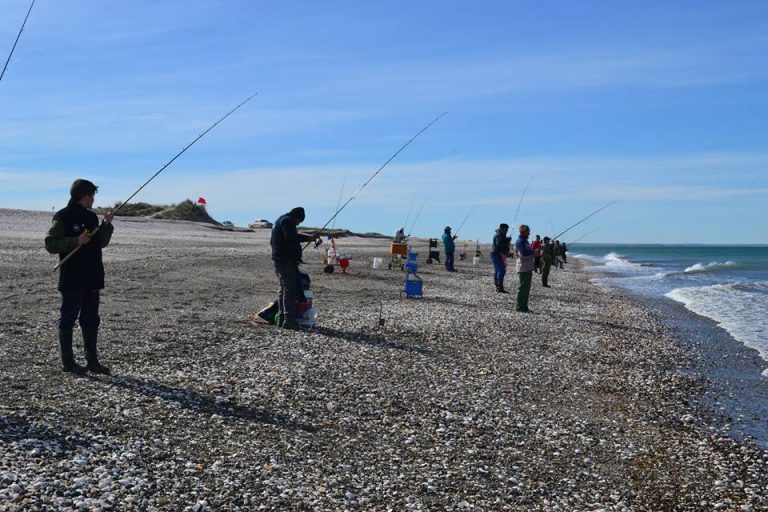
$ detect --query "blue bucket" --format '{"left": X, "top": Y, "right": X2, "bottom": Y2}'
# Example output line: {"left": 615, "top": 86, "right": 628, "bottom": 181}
{"left": 404, "top": 279, "right": 423, "bottom": 297}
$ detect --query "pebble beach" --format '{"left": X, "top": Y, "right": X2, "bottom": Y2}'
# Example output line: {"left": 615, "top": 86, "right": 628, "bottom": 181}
{"left": 1, "top": 209, "right": 767, "bottom": 511}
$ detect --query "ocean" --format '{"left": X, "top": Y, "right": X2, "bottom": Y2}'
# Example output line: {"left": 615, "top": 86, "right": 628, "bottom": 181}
{"left": 572, "top": 245, "right": 768, "bottom": 376}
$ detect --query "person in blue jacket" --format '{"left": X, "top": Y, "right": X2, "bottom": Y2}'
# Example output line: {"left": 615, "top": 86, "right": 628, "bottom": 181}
{"left": 442, "top": 226, "right": 457, "bottom": 272}
{"left": 491, "top": 223, "right": 511, "bottom": 293}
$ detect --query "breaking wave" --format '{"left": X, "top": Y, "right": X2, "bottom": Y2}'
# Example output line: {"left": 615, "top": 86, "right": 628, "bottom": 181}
{"left": 666, "top": 282, "right": 768, "bottom": 369}
{"left": 683, "top": 260, "right": 738, "bottom": 273}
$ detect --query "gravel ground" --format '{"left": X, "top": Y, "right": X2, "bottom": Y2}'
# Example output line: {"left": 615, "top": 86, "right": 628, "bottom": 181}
{"left": 1, "top": 209, "right": 767, "bottom": 511}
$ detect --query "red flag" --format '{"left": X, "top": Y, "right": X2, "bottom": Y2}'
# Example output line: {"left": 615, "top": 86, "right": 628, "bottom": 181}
{"left": 197, "top": 197, "right": 207, "bottom": 205}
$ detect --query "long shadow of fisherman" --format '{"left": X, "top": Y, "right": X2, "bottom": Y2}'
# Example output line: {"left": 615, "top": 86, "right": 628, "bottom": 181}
{"left": 314, "top": 326, "right": 435, "bottom": 356}
{"left": 554, "top": 314, "right": 656, "bottom": 336}
{"left": 99, "top": 375, "right": 318, "bottom": 433}
{"left": 0, "top": 413, "right": 96, "bottom": 450}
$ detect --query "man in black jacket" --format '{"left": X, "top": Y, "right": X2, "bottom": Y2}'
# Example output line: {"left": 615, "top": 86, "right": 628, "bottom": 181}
{"left": 45, "top": 179, "right": 114, "bottom": 374}
{"left": 271, "top": 207, "right": 317, "bottom": 329}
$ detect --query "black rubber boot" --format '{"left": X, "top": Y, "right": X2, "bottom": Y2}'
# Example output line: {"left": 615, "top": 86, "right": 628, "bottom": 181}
{"left": 59, "top": 328, "right": 85, "bottom": 375}
{"left": 498, "top": 282, "right": 509, "bottom": 294}
{"left": 82, "top": 328, "right": 110, "bottom": 375}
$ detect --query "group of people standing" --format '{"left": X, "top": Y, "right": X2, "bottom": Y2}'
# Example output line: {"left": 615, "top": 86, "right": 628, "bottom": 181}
{"left": 46, "top": 179, "right": 570, "bottom": 374}
{"left": 491, "top": 224, "right": 568, "bottom": 312}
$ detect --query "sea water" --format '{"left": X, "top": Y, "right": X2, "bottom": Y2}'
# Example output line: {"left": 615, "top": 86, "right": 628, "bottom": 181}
{"left": 573, "top": 245, "right": 768, "bottom": 375}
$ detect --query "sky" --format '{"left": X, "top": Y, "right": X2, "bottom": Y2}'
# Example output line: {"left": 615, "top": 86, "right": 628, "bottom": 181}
{"left": 1, "top": 0, "right": 767, "bottom": 244}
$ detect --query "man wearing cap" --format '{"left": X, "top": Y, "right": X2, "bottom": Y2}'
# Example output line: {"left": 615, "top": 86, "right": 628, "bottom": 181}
{"left": 271, "top": 207, "right": 317, "bottom": 329}
{"left": 514, "top": 224, "right": 535, "bottom": 312}
{"left": 490, "top": 223, "right": 510, "bottom": 293}
{"left": 45, "top": 179, "right": 114, "bottom": 375}
{"left": 442, "top": 226, "right": 457, "bottom": 272}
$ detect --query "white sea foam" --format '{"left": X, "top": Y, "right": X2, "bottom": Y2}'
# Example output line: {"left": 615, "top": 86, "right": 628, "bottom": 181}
{"left": 603, "top": 252, "right": 648, "bottom": 271}
{"left": 683, "top": 260, "right": 737, "bottom": 273}
{"left": 573, "top": 253, "right": 604, "bottom": 263}
{"left": 665, "top": 283, "right": 768, "bottom": 373}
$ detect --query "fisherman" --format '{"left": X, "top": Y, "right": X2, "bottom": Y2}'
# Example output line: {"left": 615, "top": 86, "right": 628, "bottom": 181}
{"left": 514, "top": 224, "right": 535, "bottom": 312}
{"left": 394, "top": 227, "right": 406, "bottom": 243}
{"left": 442, "top": 226, "right": 457, "bottom": 272}
{"left": 44, "top": 179, "right": 114, "bottom": 374}
{"left": 561, "top": 241, "right": 568, "bottom": 264}
{"left": 271, "top": 207, "right": 318, "bottom": 329}
{"left": 490, "top": 223, "right": 510, "bottom": 293}
{"left": 531, "top": 234, "right": 542, "bottom": 273}
{"left": 554, "top": 240, "right": 564, "bottom": 269}
{"left": 539, "top": 236, "right": 554, "bottom": 287}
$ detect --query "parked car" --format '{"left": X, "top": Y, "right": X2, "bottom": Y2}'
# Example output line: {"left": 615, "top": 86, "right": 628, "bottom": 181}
{"left": 222, "top": 221, "right": 234, "bottom": 228}
{"left": 250, "top": 219, "right": 273, "bottom": 229}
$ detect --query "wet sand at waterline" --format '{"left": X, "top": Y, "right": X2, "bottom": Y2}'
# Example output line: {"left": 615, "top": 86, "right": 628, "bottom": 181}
{"left": 1, "top": 209, "right": 766, "bottom": 510}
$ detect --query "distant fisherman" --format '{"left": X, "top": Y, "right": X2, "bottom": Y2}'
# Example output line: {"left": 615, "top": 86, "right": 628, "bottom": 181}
{"left": 514, "top": 224, "right": 535, "bottom": 312}
{"left": 394, "top": 227, "right": 406, "bottom": 243}
{"left": 271, "top": 207, "right": 318, "bottom": 329}
{"left": 490, "top": 223, "right": 510, "bottom": 293}
{"left": 442, "top": 226, "right": 457, "bottom": 272}
{"left": 45, "top": 179, "right": 114, "bottom": 375}
{"left": 539, "top": 236, "right": 553, "bottom": 287}
{"left": 531, "top": 234, "right": 542, "bottom": 273}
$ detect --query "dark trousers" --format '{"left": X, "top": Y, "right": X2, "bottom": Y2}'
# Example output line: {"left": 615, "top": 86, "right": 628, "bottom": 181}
{"left": 516, "top": 271, "right": 532, "bottom": 311}
{"left": 59, "top": 290, "right": 100, "bottom": 330}
{"left": 445, "top": 251, "right": 455, "bottom": 271}
{"left": 274, "top": 260, "right": 300, "bottom": 325}
{"left": 541, "top": 259, "right": 552, "bottom": 286}
{"left": 490, "top": 253, "right": 506, "bottom": 282}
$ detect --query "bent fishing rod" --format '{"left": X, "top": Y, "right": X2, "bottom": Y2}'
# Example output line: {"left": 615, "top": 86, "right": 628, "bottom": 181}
{"left": 452, "top": 205, "right": 476, "bottom": 239}
{"left": 54, "top": 92, "right": 258, "bottom": 270}
{"left": 512, "top": 174, "right": 533, "bottom": 226}
{"left": 1, "top": 0, "right": 36, "bottom": 85}
{"left": 552, "top": 201, "right": 616, "bottom": 241}
{"left": 304, "top": 111, "right": 447, "bottom": 250}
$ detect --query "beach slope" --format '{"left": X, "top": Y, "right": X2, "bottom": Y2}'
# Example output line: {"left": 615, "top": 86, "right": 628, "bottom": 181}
{"left": 0, "top": 209, "right": 766, "bottom": 510}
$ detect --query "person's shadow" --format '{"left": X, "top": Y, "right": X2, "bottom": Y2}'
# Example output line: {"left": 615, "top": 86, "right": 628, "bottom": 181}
{"left": 0, "top": 413, "right": 93, "bottom": 451}
{"left": 313, "top": 326, "right": 434, "bottom": 356}
{"left": 101, "top": 375, "right": 317, "bottom": 432}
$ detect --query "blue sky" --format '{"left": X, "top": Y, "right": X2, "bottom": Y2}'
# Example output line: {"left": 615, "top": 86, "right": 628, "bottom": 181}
{"left": 1, "top": 0, "right": 767, "bottom": 244}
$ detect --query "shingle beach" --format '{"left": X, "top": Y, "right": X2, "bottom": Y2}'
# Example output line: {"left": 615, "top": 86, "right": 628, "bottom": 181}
{"left": 1, "top": 210, "right": 767, "bottom": 511}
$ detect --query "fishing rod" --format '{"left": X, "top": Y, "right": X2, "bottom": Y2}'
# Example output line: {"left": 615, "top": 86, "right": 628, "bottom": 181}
{"left": 329, "top": 171, "right": 348, "bottom": 236}
{"left": 401, "top": 196, "right": 416, "bottom": 234}
{"left": 54, "top": 92, "right": 258, "bottom": 270}
{"left": 304, "top": 111, "right": 447, "bottom": 250}
{"left": 512, "top": 174, "right": 533, "bottom": 226}
{"left": 1, "top": 0, "right": 36, "bottom": 85}
{"left": 407, "top": 198, "right": 426, "bottom": 237}
{"left": 567, "top": 226, "right": 600, "bottom": 245}
{"left": 453, "top": 205, "right": 477, "bottom": 239}
{"left": 552, "top": 201, "right": 616, "bottom": 241}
